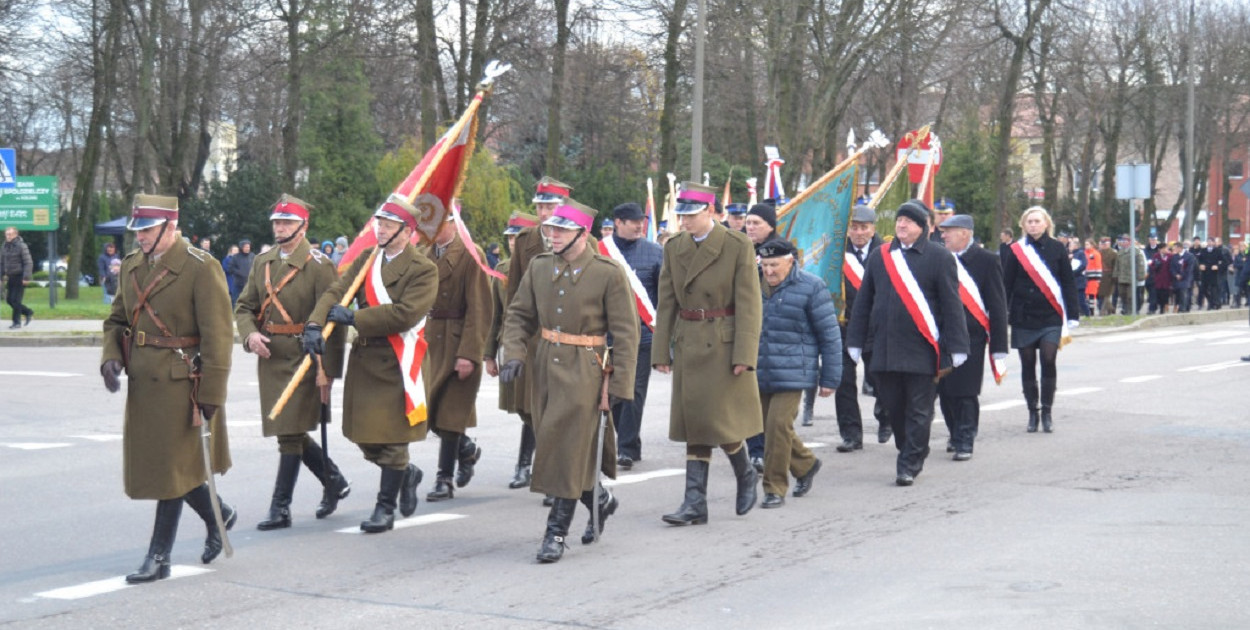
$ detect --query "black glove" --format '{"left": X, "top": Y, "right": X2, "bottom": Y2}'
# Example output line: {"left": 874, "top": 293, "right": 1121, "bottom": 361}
{"left": 301, "top": 322, "right": 325, "bottom": 355}
{"left": 101, "top": 359, "right": 123, "bottom": 393}
{"left": 499, "top": 359, "right": 524, "bottom": 383}
{"left": 327, "top": 304, "right": 355, "bottom": 327}
{"left": 199, "top": 404, "right": 218, "bottom": 421}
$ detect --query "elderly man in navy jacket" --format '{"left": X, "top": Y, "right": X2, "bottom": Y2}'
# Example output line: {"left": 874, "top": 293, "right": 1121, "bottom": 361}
{"left": 755, "top": 240, "right": 842, "bottom": 508}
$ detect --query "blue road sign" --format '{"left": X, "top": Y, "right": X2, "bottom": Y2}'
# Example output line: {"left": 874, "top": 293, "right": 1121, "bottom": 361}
{"left": 0, "top": 148, "right": 15, "bottom": 188}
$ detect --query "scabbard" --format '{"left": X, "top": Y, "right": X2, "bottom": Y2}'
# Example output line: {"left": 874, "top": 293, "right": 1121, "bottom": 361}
{"left": 199, "top": 419, "right": 233, "bottom": 559}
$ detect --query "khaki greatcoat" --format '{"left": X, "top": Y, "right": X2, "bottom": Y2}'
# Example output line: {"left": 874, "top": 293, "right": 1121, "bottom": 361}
{"left": 502, "top": 245, "right": 639, "bottom": 499}
{"left": 653, "top": 222, "right": 764, "bottom": 445}
{"left": 310, "top": 245, "right": 437, "bottom": 444}
{"left": 485, "top": 258, "right": 519, "bottom": 412}
{"left": 418, "top": 232, "right": 493, "bottom": 433}
{"left": 101, "top": 237, "right": 233, "bottom": 500}
{"left": 234, "top": 239, "right": 345, "bottom": 436}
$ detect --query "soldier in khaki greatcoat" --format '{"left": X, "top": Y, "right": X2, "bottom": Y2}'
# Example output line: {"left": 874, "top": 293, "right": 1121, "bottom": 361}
{"left": 235, "top": 195, "right": 350, "bottom": 531}
{"left": 502, "top": 199, "right": 639, "bottom": 563}
{"left": 653, "top": 182, "right": 764, "bottom": 526}
{"left": 100, "top": 194, "right": 236, "bottom": 583}
{"left": 305, "top": 195, "right": 438, "bottom": 533}
{"left": 418, "top": 216, "right": 493, "bottom": 501}
{"left": 484, "top": 213, "right": 535, "bottom": 455}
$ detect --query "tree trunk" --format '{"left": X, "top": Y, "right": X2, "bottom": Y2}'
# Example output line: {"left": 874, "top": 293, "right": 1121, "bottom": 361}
{"left": 544, "top": 0, "right": 571, "bottom": 177}
{"left": 658, "top": 0, "right": 689, "bottom": 178}
{"left": 280, "top": 0, "right": 306, "bottom": 190}
{"left": 416, "top": 0, "right": 437, "bottom": 146}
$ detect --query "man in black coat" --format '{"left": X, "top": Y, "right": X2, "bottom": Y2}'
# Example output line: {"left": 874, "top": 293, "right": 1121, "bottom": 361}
{"left": 834, "top": 202, "right": 886, "bottom": 452}
{"left": 935, "top": 215, "right": 1008, "bottom": 460}
{"left": 846, "top": 200, "right": 969, "bottom": 486}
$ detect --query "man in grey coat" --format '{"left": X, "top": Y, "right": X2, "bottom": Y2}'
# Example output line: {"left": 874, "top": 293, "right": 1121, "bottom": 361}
{"left": 1, "top": 226, "right": 34, "bottom": 328}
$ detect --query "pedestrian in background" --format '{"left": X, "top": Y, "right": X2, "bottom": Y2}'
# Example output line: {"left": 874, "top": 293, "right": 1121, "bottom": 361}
{"left": 1, "top": 226, "right": 34, "bottom": 328}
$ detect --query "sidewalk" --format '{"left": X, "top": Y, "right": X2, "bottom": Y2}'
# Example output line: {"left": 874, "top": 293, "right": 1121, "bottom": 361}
{"left": 1, "top": 308, "right": 1245, "bottom": 347}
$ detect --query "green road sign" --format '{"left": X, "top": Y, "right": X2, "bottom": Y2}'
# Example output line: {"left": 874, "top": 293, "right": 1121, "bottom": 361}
{"left": 0, "top": 175, "right": 59, "bottom": 231}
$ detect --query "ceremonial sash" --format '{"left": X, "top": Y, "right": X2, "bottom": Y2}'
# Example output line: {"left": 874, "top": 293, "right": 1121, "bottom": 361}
{"left": 1010, "top": 239, "right": 1070, "bottom": 345}
{"left": 363, "top": 253, "right": 429, "bottom": 426}
{"left": 953, "top": 252, "right": 1006, "bottom": 384}
{"left": 843, "top": 252, "right": 865, "bottom": 291}
{"left": 598, "top": 238, "right": 656, "bottom": 330}
{"left": 880, "top": 242, "right": 940, "bottom": 370}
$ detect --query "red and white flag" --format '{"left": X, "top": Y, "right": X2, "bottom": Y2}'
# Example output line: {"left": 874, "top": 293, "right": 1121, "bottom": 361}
{"left": 953, "top": 253, "right": 1006, "bottom": 383}
{"left": 598, "top": 237, "right": 656, "bottom": 331}
{"left": 881, "top": 242, "right": 940, "bottom": 370}
{"left": 364, "top": 253, "right": 429, "bottom": 426}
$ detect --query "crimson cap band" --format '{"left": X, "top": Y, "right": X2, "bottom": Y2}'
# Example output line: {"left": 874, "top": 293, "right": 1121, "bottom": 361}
{"left": 532, "top": 176, "right": 573, "bottom": 204}
{"left": 127, "top": 193, "right": 179, "bottom": 231}
{"left": 271, "top": 194, "right": 311, "bottom": 222}
{"left": 374, "top": 194, "right": 419, "bottom": 232}
{"left": 543, "top": 199, "right": 597, "bottom": 231}
{"left": 674, "top": 182, "right": 718, "bottom": 215}
{"left": 504, "top": 210, "right": 538, "bottom": 235}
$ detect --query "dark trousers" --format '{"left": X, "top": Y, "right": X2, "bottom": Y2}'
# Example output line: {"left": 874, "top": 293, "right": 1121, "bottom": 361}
{"left": 834, "top": 345, "right": 863, "bottom": 444}
{"left": 6, "top": 275, "right": 31, "bottom": 324}
{"left": 939, "top": 393, "right": 979, "bottom": 454}
{"left": 611, "top": 343, "right": 652, "bottom": 460}
{"left": 1174, "top": 287, "right": 1192, "bottom": 312}
{"left": 874, "top": 371, "right": 936, "bottom": 478}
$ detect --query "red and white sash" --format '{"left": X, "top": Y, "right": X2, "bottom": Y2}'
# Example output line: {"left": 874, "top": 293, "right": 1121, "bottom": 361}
{"left": 363, "top": 252, "right": 429, "bottom": 426}
{"left": 1010, "top": 239, "right": 1070, "bottom": 344}
{"left": 953, "top": 252, "right": 1006, "bottom": 384}
{"left": 843, "top": 252, "right": 865, "bottom": 291}
{"left": 881, "top": 242, "right": 940, "bottom": 369}
{"left": 597, "top": 237, "right": 656, "bottom": 331}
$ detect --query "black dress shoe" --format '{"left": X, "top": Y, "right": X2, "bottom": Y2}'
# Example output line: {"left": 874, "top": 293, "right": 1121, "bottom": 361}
{"left": 1241, "top": 355, "right": 1250, "bottom": 362}
{"left": 877, "top": 423, "right": 893, "bottom": 443}
{"left": 8, "top": 323, "right": 19, "bottom": 330}
{"left": 792, "top": 459, "right": 821, "bottom": 497}
{"left": 617, "top": 455, "right": 633, "bottom": 471}
{"left": 23, "top": 313, "right": 31, "bottom": 326}
{"left": 946, "top": 440, "right": 955, "bottom": 453}
{"left": 953, "top": 452, "right": 972, "bottom": 461}
{"left": 761, "top": 493, "right": 785, "bottom": 509}
{"left": 835, "top": 440, "right": 862, "bottom": 453}
{"left": 895, "top": 474, "right": 915, "bottom": 486}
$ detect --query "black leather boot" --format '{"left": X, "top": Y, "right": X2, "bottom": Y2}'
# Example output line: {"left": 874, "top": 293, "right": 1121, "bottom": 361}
{"left": 1023, "top": 379, "right": 1040, "bottom": 433}
{"left": 257, "top": 454, "right": 300, "bottom": 530}
{"left": 184, "top": 483, "right": 236, "bottom": 564}
{"left": 536, "top": 498, "right": 577, "bottom": 563}
{"left": 578, "top": 485, "right": 618, "bottom": 544}
{"left": 427, "top": 476, "right": 455, "bottom": 501}
{"left": 509, "top": 424, "right": 535, "bottom": 489}
{"left": 397, "top": 463, "right": 423, "bottom": 518}
{"left": 726, "top": 447, "right": 759, "bottom": 515}
{"left": 1040, "top": 377, "right": 1057, "bottom": 433}
{"left": 361, "top": 467, "right": 404, "bottom": 533}
{"left": 302, "top": 441, "right": 351, "bottom": 519}
{"left": 661, "top": 460, "right": 709, "bottom": 525}
{"left": 126, "top": 498, "right": 182, "bottom": 583}
{"left": 456, "top": 435, "right": 482, "bottom": 488}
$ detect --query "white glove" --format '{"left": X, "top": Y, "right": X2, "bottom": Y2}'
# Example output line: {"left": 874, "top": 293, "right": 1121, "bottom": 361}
{"left": 992, "top": 352, "right": 1008, "bottom": 362}
{"left": 1068, "top": 320, "right": 1080, "bottom": 329}
{"left": 951, "top": 353, "right": 967, "bottom": 368}
{"left": 848, "top": 347, "right": 862, "bottom": 364}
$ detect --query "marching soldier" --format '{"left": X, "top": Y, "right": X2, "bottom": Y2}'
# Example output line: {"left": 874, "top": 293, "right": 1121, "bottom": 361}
{"left": 304, "top": 195, "right": 438, "bottom": 533}
{"left": 234, "top": 195, "right": 351, "bottom": 530}
{"left": 100, "top": 194, "right": 236, "bottom": 583}
{"left": 419, "top": 214, "right": 493, "bottom": 502}
{"left": 501, "top": 199, "right": 639, "bottom": 563}
{"left": 653, "top": 182, "right": 763, "bottom": 525}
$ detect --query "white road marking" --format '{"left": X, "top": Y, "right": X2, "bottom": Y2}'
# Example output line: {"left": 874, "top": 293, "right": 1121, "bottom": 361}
{"left": 803, "top": 442, "right": 828, "bottom": 449}
{"left": 1057, "top": 387, "right": 1102, "bottom": 397}
{"left": 982, "top": 400, "right": 1026, "bottom": 411}
{"left": 1120, "top": 375, "right": 1163, "bottom": 383}
{"left": 1178, "top": 360, "right": 1250, "bottom": 373}
{"left": 0, "top": 370, "right": 83, "bottom": 377}
{"left": 604, "top": 468, "right": 684, "bottom": 487}
{"left": 230, "top": 420, "right": 262, "bottom": 428}
{"left": 35, "top": 565, "right": 213, "bottom": 600}
{"left": 336, "top": 512, "right": 466, "bottom": 534}
{"left": 1091, "top": 330, "right": 1189, "bottom": 344}
{"left": 70, "top": 434, "right": 123, "bottom": 442}
{"left": 3, "top": 442, "right": 73, "bottom": 450}
{"left": 1208, "top": 337, "right": 1250, "bottom": 346}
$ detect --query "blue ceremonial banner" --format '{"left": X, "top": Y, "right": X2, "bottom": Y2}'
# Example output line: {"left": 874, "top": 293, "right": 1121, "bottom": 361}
{"left": 776, "top": 163, "right": 858, "bottom": 307}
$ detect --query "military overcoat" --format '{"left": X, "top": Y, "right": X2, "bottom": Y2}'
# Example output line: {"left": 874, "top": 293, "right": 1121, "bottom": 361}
{"left": 486, "top": 258, "right": 519, "bottom": 412}
{"left": 502, "top": 245, "right": 639, "bottom": 499}
{"left": 652, "top": 222, "right": 764, "bottom": 445}
{"left": 101, "top": 238, "right": 233, "bottom": 500}
{"left": 310, "top": 245, "right": 437, "bottom": 444}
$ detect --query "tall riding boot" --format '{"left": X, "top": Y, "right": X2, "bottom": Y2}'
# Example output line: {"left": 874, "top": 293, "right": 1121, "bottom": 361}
{"left": 661, "top": 460, "right": 710, "bottom": 525}
{"left": 361, "top": 467, "right": 405, "bottom": 533}
{"left": 726, "top": 447, "right": 759, "bottom": 515}
{"left": 184, "top": 483, "right": 236, "bottom": 564}
{"left": 456, "top": 434, "right": 482, "bottom": 488}
{"left": 126, "top": 499, "right": 183, "bottom": 583}
{"left": 1040, "top": 377, "right": 1057, "bottom": 433}
{"left": 302, "top": 442, "right": 351, "bottom": 519}
{"left": 398, "top": 463, "right": 423, "bottom": 517}
{"left": 257, "top": 454, "right": 300, "bottom": 530}
{"left": 509, "top": 424, "right": 535, "bottom": 489}
{"left": 536, "top": 497, "right": 578, "bottom": 563}
{"left": 799, "top": 387, "right": 816, "bottom": 426}
{"left": 578, "top": 484, "right": 618, "bottom": 545}
{"left": 1023, "top": 379, "right": 1040, "bottom": 433}
{"left": 429, "top": 433, "right": 457, "bottom": 501}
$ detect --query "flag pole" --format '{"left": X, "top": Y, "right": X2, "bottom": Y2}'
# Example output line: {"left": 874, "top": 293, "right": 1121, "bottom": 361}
{"left": 778, "top": 131, "right": 890, "bottom": 219}
{"left": 868, "top": 125, "right": 930, "bottom": 210}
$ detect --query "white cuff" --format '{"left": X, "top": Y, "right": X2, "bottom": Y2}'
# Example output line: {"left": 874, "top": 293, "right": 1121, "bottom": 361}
{"left": 992, "top": 352, "right": 1008, "bottom": 362}
{"left": 848, "top": 347, "right": 862, "bottom": 364}
{"left": 1067, "top": 320, "right": 1080, "bottom": 329}
{"left": 951, "top": 353, "right": 968, "bottom": 368}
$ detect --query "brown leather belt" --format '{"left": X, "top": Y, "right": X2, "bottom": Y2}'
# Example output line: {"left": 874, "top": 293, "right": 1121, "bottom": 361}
{"left": 263, "top": 321, "right": 305, "bottom": 335}
{"left": 679, "top": 306, "right": 735, "bottom": 321}
{"left": 428, "top": 308, "right": 465, "bottom": 320}
{"left": 355, "top": 336, "right": 391, "bottom": 347}
{"left": 541, "top": 328, "right": 606, "bottom": 347}
{"left": 134, "top": 330, "right": 200, "bottom": 348}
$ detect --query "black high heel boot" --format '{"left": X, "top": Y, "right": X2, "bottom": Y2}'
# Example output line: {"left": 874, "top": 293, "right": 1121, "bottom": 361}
{"left": 1023, "top": 379, "right": 1040, "bottom": 433}
{"left": 1040, "top": 377, "right": 1057, "bottom": 433}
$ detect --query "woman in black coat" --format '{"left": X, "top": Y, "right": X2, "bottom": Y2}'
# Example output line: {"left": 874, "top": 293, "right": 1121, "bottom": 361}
{"left": 1000, "top": 207, "right": 1081, "bottom": 433}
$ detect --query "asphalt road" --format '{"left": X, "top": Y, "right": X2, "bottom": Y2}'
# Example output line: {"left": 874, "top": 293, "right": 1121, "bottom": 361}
{"left": 2, "top": 321, "right": 1250, "bottom": 628}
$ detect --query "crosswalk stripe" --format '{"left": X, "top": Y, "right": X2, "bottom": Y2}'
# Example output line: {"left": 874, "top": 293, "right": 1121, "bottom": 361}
{"left": 35, "top": 565, "right": 213, "bottom": 600}
{"left": 1057, "top": 387, "right": 1102, "bottom": 396}
{"left": 336, "top": 512, "right": 466, "bottom": 534}
{"left": 3, "top": 442, "right": 72, "bottom": 450}
{"left": 604, "top": 468, "right": 684, "bottom": 487}
{"left": 1120, "top": 375, "right": 1163, "bottom": 383}
{"left": 0, "top": 371, "right": 83, "bottom": 377}
{"left": 982, "top": 400, "right": 1026, "bottom": 411}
